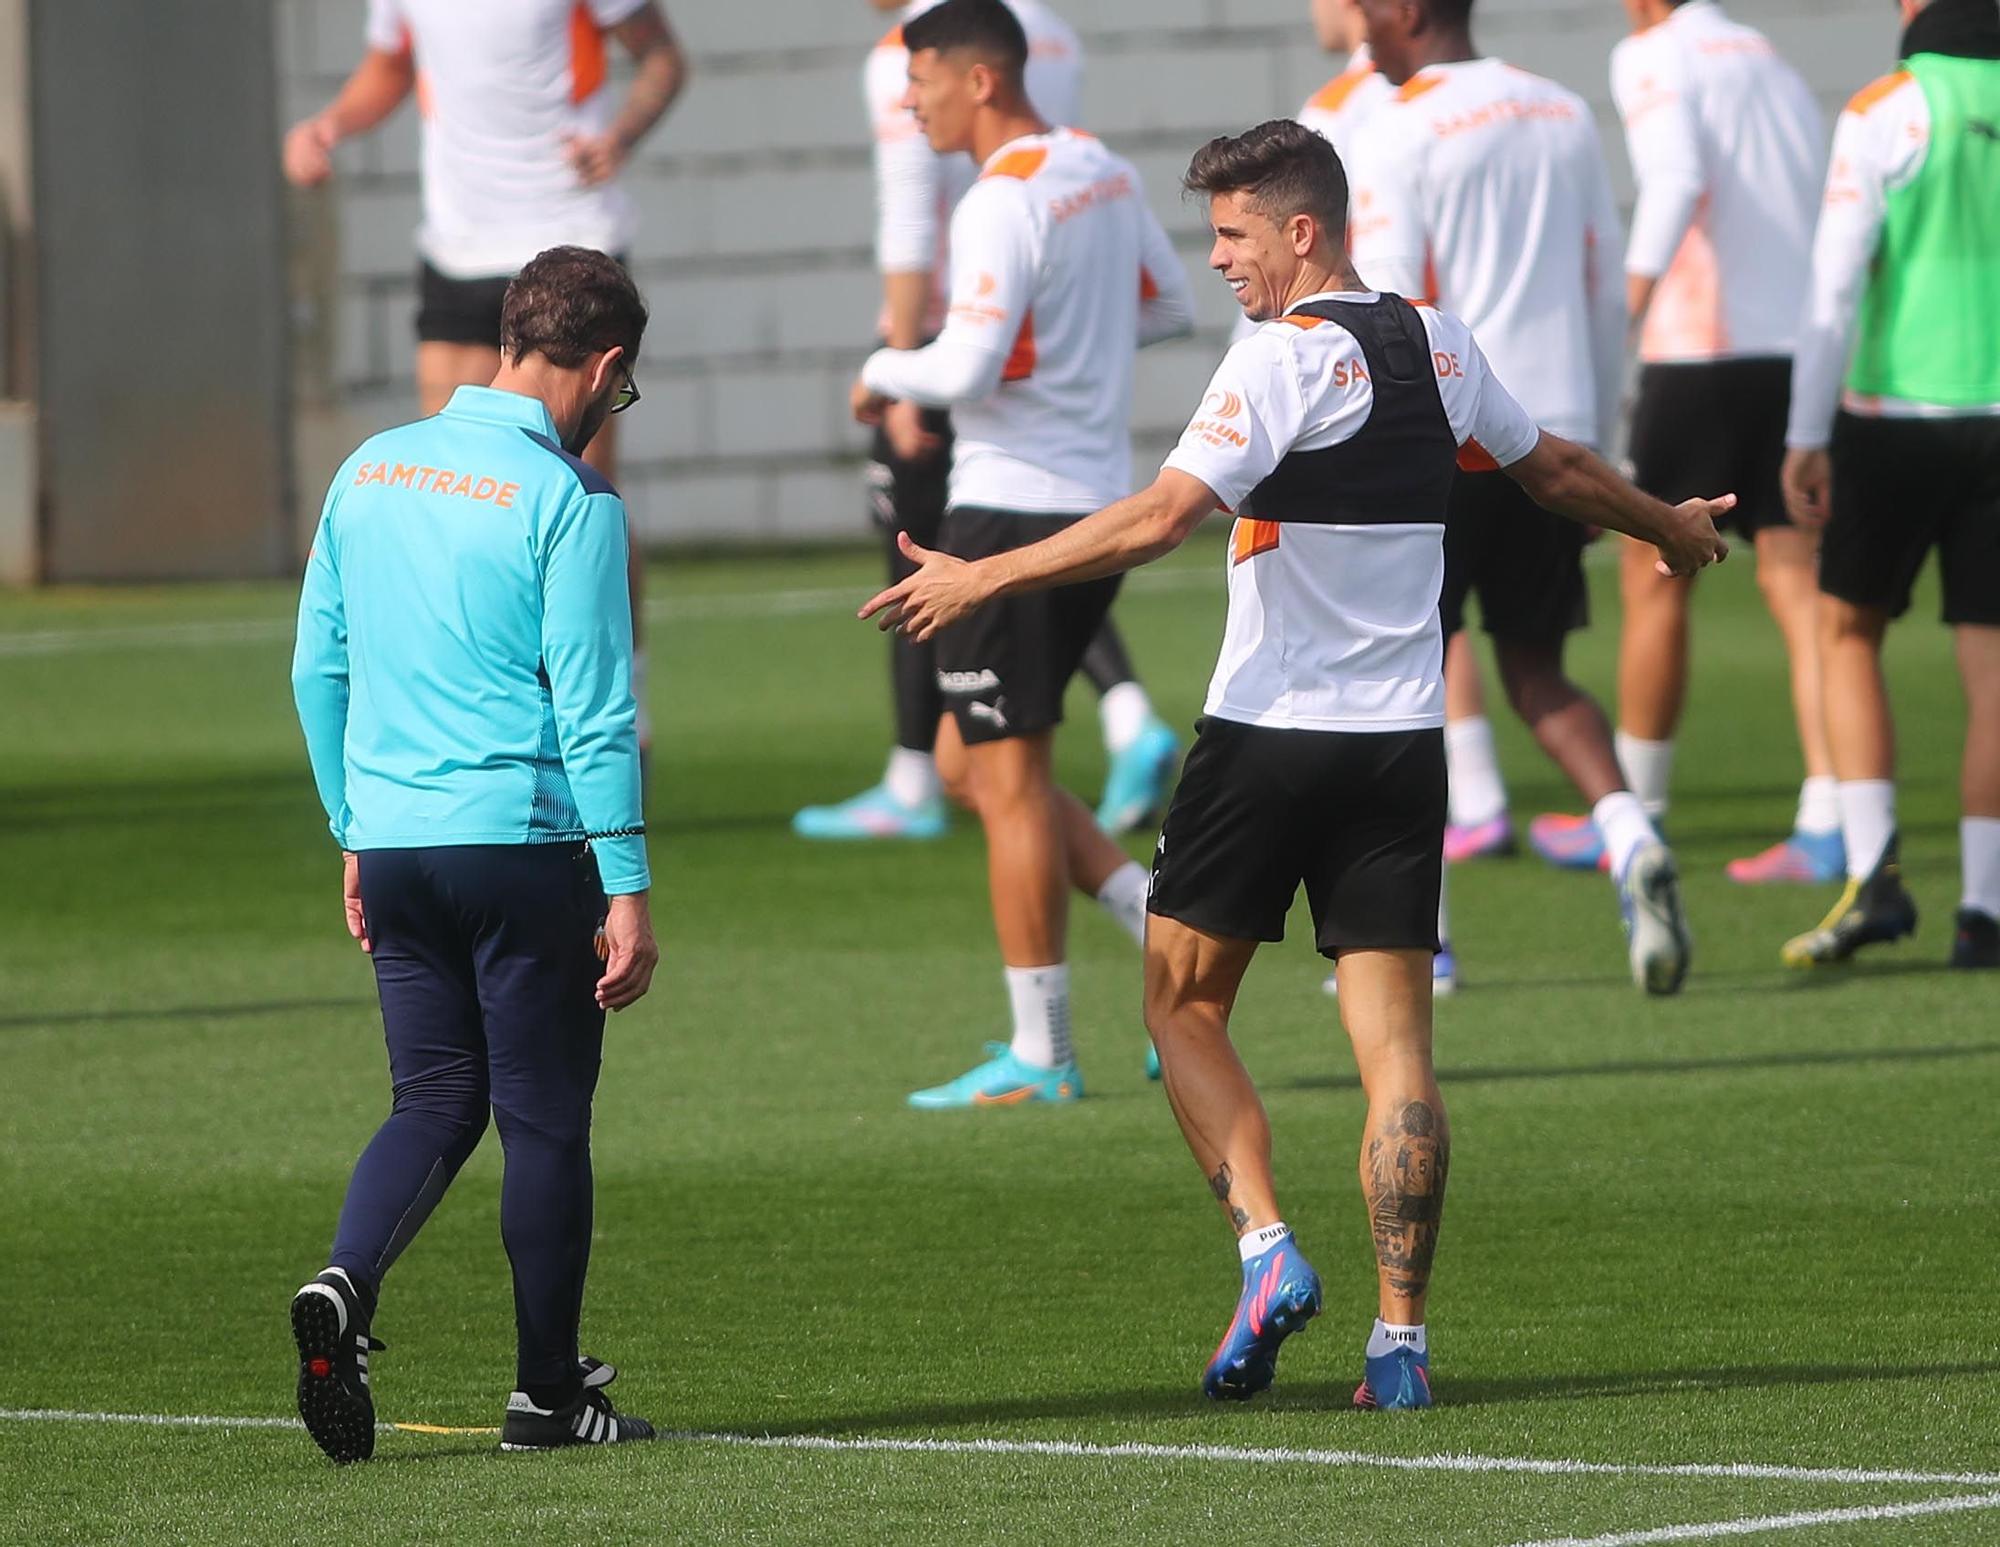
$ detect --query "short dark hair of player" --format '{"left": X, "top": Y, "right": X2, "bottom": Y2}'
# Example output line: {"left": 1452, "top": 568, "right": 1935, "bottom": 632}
{"left": 1183, "top": 120, "right": 1350, "bottom": 241}
{"left": 901, "top": 0, "right": 1029, "bottom": 81}
{"left": 500, "top": 246, "right": 649, "bottom": 369}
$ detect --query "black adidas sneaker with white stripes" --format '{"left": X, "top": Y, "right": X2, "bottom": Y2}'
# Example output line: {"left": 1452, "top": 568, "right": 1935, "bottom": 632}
{"left": 290, "top": 1267, "right": 381, "bottom": 1464}
{"left": 499, "top": 1357, "right": 657, "bottom": 1452}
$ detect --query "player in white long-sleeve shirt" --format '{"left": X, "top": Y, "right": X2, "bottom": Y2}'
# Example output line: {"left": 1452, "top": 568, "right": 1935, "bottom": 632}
{"left": 847, "top": 0, "right": 1198, "bottom": 1107}
{"left": 1532, "top": 0, "right": 1837, "bottom": 887}
{"left": 1778, "top": 0, "right": 2000, "bottom": 972}
{"left": 796, "top": 0, "right": 1181, "bottom": 845}
{"left": 1349, "top": 0, "right": 1694, "bottom": 994}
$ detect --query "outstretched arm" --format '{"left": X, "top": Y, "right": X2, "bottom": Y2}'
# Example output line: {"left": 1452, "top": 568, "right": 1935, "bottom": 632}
{"left": 1507, "top": 431, "right": 1732, "bottom": 576}
{"left": 860, "top": 470, "right": 1218, "bottom": 641}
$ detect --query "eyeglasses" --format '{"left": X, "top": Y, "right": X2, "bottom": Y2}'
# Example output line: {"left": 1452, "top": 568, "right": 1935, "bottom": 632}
{"left": 611, "top": 369, "right": 641, "bottom": 415}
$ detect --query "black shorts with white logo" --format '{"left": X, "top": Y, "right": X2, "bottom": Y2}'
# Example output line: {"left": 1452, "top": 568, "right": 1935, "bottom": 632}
{"left": 415, "top": 255, "right": 630, "bottom": 347}
{"left": 1439, "top": 469, "right": 1589, "bottom": 644}
{"left": 1628, "top": 357, "right": 1793, "bottom": 536}
{"left": 933, "top": 505, "right": 1122, "bottom": 745}
{"left": 1822, "top": 412, "right": 2000, "bottom": 625}
{"left": 1147, "top": 718, "right": 1446, "bottom": 960}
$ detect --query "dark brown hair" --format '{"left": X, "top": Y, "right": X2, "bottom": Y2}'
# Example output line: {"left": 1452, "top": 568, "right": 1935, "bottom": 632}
{"left": 1183, "top": 120, "right": 1350, "bottom": 238}
{"left": 902, "top": 0, "right": 1029, "bottom": 80}
{"left": 500, "top": 246, "right": 649, "bottom": 369}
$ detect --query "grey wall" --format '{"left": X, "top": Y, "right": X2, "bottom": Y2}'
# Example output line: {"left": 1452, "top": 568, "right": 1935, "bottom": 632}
{"left": 276, "top": 0, "right": 1905, "bottom": 549}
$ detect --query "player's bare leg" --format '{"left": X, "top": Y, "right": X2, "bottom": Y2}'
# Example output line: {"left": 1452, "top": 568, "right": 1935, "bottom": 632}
{"left": 1332, "top": 949, "right": 1448, "bottom": 1328}
{"left": 1783, "top": 598, "right": 1916, "bottom": 966}
{"left": 417, "top": 341, "right": 502, "bottom": 417}
{"left": 909, "top": 718, "right": 1082, "bottom": 1107}
{"left": 1616, "top": 535, "right": 1692, "bottom": 744}
{"left": 1142, "top": 917, "right": 1273, "bottom": 1231}
{"left": 1144, "top": 916, "right": 1320, "bottom": 1400}
{"left": 1498, "top": 636, "right": 1690, "bottom": 991}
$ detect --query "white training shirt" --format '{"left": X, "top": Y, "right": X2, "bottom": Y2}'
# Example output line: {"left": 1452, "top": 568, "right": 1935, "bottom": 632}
{"left": 861, "top": 129, "right": 1195, "bottom": 514}
{"left": 366, "top": 0, "right": 645, "bottom": 279}
{"left": 1610, "top": 0, "right": 1825, "bottom": 363}
{"left": 1347, "top": 59, "right": 1625, "bottom": 449}
{"left": 1787, "top": 69, "right": 2000, "bottom": 448}
{"left": 865, "top": 0, "right": 1083, "bottom": 334}
{"left": 1163, "top": 295, "right": 1541, "bottom": 733}
{"left": 1297, "top": 44, "right": 1393, "bottom": 161}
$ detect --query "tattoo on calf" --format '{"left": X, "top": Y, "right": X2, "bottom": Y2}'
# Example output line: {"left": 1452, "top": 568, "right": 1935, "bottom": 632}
{"left": 1364, "top": 1100, "right": 1449, "bottom": 1298}
{"left": 1209, "top": 1161, "right": 1251, "bottom": 1234}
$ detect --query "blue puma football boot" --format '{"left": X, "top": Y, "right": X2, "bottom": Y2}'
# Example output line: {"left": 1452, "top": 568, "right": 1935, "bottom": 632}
{"left": 1202, "top": 1236, "right": 1322, "bottom": 1401}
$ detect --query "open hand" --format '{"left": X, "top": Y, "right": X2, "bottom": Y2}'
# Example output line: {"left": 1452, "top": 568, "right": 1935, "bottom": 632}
{"left": 858, "top": 532, "right": 989, "bottom": 642}
{"left": 882, "top": 398, "right": 942, "bottom": 462}
{"left": 851, "top": 377, "right": 892, "bottom": 427}
{"left": 596, "top": 892, "right": 659, "bottom": 1012}
{"left": 1654, "top": 494, "right": 1734, "bottom": 578}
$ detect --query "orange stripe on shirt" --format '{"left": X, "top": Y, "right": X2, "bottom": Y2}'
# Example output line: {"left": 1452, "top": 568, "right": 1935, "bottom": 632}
{"left": 570, "top": 2, "right": 607, "bottom": 104}
{"left": 1398, "top": 72, "right": 1447, "bottom": 104}
{"left": 1846, "top": 69, "right": 1913, "bottom": 118}
{"left": 1309, "top": 62, "right": 1376, "bottom": 115}
{"left": 983, "top": 147, "right": 1050, "bottom": 181}
{"left": 1274, "top": 314, "right": 1328, "bottom": 330}
{"left": 1003, "top": 311, "right": 1037, "bottom": 381}
{"left": 1231, "top": 518, "right": 1281, "bottom": 565}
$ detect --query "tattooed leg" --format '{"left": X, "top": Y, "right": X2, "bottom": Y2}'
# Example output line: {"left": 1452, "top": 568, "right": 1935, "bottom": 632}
{"left": 1333, "top": 948, "right": 1450, "bottom": 1324}
{"left": 1142, "top": 916, "right": 1278, "bottom": 1237}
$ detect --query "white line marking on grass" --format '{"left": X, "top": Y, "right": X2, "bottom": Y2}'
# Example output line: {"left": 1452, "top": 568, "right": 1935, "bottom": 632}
{"left": 1503, "top": 1491, "right": 2000, "bottom": 1546}
{"left": 7, "top": 1408, "right": 1998, "bottom": 1493}
{"left": 0, "top": 570, "right": 1214, "bottom": 658}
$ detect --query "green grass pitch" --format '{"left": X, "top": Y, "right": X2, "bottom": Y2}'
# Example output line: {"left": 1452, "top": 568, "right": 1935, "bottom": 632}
{"left": 2, "top": 532, "right": 1995, "bottom": 1545}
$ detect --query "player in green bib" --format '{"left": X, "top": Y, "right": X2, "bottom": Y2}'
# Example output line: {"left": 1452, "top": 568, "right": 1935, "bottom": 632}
{"left": 1780, "top": 0, "right": 2000, "bottom": 971}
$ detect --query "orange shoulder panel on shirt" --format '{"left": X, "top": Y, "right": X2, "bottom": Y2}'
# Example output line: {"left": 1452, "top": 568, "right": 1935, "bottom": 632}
{"left": 1273, "top": 315, "right": 1328, "bottom": 330}
{"left": 1308, "top": 64, "right": 1374, "bottom": 115}
{"left": 1846, "top": 69, "right": 1914, "bottom": 118}
{"left": 880, "top": 24, "right": 904, "bottom": 49}
{"left": 570, "top": 3, "right": 607, "bottom": 103}
{"left": 1398, "top": 72, "right": 1447, "bottom": 104}
{"left": 983, "top": 147, "right": 1051, "bottom": 181}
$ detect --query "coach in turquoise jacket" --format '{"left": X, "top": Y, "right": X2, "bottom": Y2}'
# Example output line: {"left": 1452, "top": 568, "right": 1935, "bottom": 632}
{"left": 287, "top": 246, "right": 661, "bottom": 1462}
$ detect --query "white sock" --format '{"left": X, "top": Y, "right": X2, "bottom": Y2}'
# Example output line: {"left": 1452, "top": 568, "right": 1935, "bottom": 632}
{"left": 1095, "top": 861, "right": 1150, "bottom": 947}
{"left": 1615, "top": 732, "right": 1675, "bottom": 821}
{"left": 1962, "top": 817, "right": 2000, "bottom": 917}
{"left": 1593, "top": 790, "right": 1659, "bottom": 882}
{"left": 1238, "top": 1222, "right": 1291, "bottom": 1262}
{"left": 1366, "top": 1318, "right": 1427, "bottom": 1357}
{"left": 1796, "top": 775, "right": 1841, "bottom": 836}
{"left": 1839, "top": 779, "right": 1896, "bottom": 880}
{"left": 883, "top": 747, "right": 939, "bottom": 809}
{"left": 632, "top": 649, "right": 651, "bottom": 744}
{"left": 1004, "top": 963, "right": 1072, "bottom": 1069}
{"left": 1098, "top": 680, "right": 1154, "bottom": 755}
{"left": 1444, "top": 717, "right": 1508, "bottom": 827}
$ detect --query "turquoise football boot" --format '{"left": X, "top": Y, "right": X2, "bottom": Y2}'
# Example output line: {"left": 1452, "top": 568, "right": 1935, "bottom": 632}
{"left": 1096, "top": 718, "right": 1180, "bottom": 835}
{"left": 908, "top": 1043, "right": 1083, "bottom": 1110}
{"left": 793, "top": 782, "right": 948, "bottom": 841}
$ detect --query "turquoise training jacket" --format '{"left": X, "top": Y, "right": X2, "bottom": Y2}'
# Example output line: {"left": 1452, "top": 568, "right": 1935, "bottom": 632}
{"left": 291, "top": 385, "right": 649, "bottom": 895}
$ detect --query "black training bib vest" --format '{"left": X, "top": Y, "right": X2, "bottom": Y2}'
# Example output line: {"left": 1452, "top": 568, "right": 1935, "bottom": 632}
{"left": 1241, "top": 294, "right": 1458, "bottom": 527}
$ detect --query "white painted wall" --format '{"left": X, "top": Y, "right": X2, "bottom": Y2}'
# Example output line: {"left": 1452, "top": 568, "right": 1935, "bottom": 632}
{"left": 275, "top": 0, "right": 1906, "bottom": 546}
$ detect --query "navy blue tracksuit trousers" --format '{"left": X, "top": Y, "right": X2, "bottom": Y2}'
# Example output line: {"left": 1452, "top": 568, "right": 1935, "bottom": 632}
{"left": 329, "top": 844, "right": 607, "bottom": 1393}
